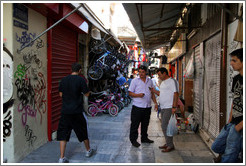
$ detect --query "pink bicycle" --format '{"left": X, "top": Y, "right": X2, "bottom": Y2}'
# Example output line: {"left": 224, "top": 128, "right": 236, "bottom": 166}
{"left": 87, "top": 95, "right": 119, "bottom": 117}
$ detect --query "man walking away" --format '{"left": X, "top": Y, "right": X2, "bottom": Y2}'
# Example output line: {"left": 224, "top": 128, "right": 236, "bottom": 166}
{"left": 211, "top": 48, "right": 243, "bottom": 163}
{"left": 57, "top": 63, "right": 96, "bottom": 163}
{"left": 128, "top": 65, "right": 158, "bottom": 147}
{"left": 150, "top": 67, "right": 179, "bottom": 152}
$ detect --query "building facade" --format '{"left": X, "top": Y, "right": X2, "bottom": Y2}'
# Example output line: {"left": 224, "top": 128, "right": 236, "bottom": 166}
{"left": 167, "top": 3, "right": 243, "bottom": 149}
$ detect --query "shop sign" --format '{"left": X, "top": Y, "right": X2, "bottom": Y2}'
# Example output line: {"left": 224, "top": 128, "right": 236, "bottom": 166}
{"left": 13, "top": 4, "right": 28, "bottom": 23}
{"left": 168, "top": 33, "right": 186, "bottom": 63}
{"left": 13, "top": 20, "right": 28, "bottom": 30}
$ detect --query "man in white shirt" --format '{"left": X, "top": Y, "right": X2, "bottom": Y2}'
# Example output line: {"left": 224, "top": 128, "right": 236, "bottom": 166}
{"left": 150, "top": 67, "right": 179, "bottom": 152}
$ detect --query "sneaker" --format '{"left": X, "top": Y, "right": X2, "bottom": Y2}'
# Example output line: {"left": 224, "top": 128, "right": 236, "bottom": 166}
{"left": 58, "top": 157, "right": 69, "bottom": 163}
{"left": 85, "top": 148, "right": 96, "bottom": 157}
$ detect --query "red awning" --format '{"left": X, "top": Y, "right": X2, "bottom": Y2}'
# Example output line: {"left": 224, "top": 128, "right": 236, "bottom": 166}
{"left": 43, "top": 3, "right": 88, "bottom": 33}
{"left": 62, "top": 4, "right": 88, "bottom": 33}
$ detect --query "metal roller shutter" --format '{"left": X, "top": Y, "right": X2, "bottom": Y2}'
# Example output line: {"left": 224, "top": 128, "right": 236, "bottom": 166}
{"left": 51, "top": 24, "right": 77, "bottom": 132}
{"left": 203, "top": 33, "right": 221, "bottom": 138}
{"left": 193, "top": 45, "right": 204, "bottom": 125}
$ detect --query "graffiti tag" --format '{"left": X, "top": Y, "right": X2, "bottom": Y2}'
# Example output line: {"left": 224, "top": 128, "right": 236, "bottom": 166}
{"left": 18, "top": 103, "right": 37, "bottom": 126}
{"left": 15, "top": 78, "right": 35, "bottom": 106}
{"left": 36, "top": 38, "right": 44, "bottom": 49}
{"left": 14, "top": 64, "right": 29, "bottom": 80}
{"left": 16, "top": 31, "right": 36, "bottom": 49}
{"left": 34, "top": 72, "right": 47, "bottom": 124}
{"left": 22, "top": 50, "right": 42, "bottom": 68}
{"left": 25, "top": 125, "right": 37, "bottom": 147}
{"left": 3, "top": 111, "right": 12, "bottom": 142}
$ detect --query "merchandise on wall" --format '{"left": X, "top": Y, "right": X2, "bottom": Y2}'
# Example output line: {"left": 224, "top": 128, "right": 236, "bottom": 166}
{"left": 86, "top": 33, "right": 133, "bottom": 116}
{"left": 183, "top": 53, "right": 194, "bottom": 79}
{"left": 179, "top": 56, "right": 184, "bottom": 104}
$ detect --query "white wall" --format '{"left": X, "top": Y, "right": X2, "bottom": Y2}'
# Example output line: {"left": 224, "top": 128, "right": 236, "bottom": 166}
{"left": 3, "top": 4, "right": 48, "bottom": 162}
{"left": 3, "top": 4, "right": 13, "bottom": 51}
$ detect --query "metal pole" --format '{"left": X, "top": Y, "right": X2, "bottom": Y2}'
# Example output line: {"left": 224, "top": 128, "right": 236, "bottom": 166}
{"left": 17, "top": 3, "right": 83, "bottom": 53}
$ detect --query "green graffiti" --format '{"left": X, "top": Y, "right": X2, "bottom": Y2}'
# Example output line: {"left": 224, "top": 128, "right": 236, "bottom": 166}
{"left": 14, "top": 64, "right": 27, "bottom": 80}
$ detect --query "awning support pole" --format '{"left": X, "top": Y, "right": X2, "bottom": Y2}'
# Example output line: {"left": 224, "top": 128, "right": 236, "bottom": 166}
{"left": 17, "top": 3, "right": 83, "bottom": 53}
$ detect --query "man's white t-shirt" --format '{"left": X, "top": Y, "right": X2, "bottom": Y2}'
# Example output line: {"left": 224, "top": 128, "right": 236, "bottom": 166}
{"left": 159, "top": 78, "right": 179, "bottom": 109}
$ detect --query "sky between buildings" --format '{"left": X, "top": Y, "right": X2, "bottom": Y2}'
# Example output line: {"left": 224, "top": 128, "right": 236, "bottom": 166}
{"left": 86, "top": 2, "right": 137, "bottom": 38}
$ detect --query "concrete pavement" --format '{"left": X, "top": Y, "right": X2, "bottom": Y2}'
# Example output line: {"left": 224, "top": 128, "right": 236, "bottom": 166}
{"left": 20, "top": 103, "right": 215, "bottom": 163}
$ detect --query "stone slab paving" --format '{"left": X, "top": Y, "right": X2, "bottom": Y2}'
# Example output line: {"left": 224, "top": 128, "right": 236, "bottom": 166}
{"left": 20, "top": 103, "right": 214, "bottom": 163}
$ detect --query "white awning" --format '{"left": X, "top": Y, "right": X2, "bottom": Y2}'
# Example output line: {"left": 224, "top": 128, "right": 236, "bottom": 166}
{"left": 71, "top": 3, "right": 108, "bottom": 34}
{"left": 71, "top": 3, "right": 122, "bottom": 46}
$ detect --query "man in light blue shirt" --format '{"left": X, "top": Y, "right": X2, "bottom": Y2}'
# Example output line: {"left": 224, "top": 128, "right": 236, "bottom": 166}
{"left": 127, "top": 75, "right": 134, "bottom": 86}
{"left": 128, "top": 65, "right": 158, "bottom": 147}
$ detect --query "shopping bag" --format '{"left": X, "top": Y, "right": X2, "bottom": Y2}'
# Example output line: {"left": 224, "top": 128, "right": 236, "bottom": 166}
{"left": 166, "top": 114, "right": 178, "bottom": 137}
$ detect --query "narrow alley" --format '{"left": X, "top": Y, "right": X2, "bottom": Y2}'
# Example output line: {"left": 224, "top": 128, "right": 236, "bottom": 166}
{"left": 20, "top": 104, "right": 214, "bottom": 163}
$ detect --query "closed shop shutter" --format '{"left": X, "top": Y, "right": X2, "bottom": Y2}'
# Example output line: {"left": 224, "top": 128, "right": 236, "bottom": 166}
{"left": 203, "top": 33, "right": 221, "bottom": 139}
{"left": 51, "top": 24, "right": 78, "bottom": 132}
{"left": 193, "top": 45, "right": 204, "bottom": 125}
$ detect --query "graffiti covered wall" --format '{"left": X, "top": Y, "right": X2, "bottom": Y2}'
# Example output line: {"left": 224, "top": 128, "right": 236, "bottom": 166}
{"left": 3, "top": 4, "right": 48, "bottom": 162}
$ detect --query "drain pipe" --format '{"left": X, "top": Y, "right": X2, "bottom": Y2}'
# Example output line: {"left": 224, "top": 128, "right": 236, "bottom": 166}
{"left": 219, "top": 4, "right": 228, "bottom": 130}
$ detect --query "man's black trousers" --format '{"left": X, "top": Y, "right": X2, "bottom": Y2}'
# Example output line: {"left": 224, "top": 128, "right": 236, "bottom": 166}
{"left": 129, "top": 105, "right": 151, "bottom": 143}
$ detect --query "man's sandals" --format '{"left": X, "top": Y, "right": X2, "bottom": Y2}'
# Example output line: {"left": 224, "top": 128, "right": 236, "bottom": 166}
{"left": 158, "top": 144, "right": 168, "bottom": 149}
{"left": 159, "top": 144, "right": 175, "bottom": 152}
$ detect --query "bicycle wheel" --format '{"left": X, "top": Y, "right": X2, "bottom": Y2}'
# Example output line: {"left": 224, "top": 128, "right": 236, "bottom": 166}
{"left": 109, "top": 104, "right": 119, "bottom": 116}
{"left": 87, "top": 104, "right": 98, "bottom": 117}
{"left": 115, "top": 102, "right": 123, "bottom": 111}
{"left": 90, "top": 40, "right": 104, "bottom": 54}
{"left": 88, "top": 65, "right": 103, "bottom": 80}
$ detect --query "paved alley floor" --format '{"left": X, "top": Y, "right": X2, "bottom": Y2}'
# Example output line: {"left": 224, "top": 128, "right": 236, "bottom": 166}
{"left": 20, "top": 103, "right": 215, "bottom": 164}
